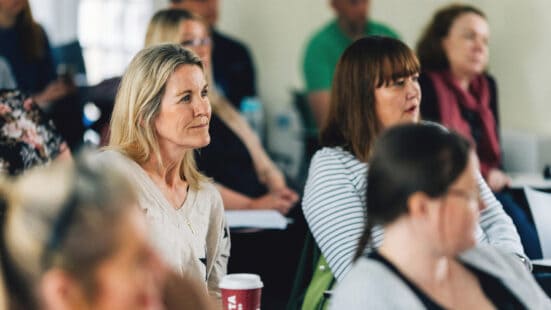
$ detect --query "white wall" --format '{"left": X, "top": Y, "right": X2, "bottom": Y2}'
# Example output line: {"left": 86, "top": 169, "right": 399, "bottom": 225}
{"left": 215, "top": 0, "right": 551, "bottom": 136}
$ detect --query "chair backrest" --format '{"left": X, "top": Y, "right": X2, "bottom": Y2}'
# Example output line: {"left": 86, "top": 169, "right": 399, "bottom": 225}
{"left": 286, "top": 230, "right": 320, "bottom": 310}
{"left": 502, "top": 128, "right": 551, "bottom": 174}
{"left": 286, "top": 229, "right": 335, "bottom": 310}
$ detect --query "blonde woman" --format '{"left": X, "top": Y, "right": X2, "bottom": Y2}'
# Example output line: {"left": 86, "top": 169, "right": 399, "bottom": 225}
{"left": 144, "top": 10, "right": 306, "bottom": 306}
{"left": 98, "top": 44, "right": 230, "bottom": 299}
{"left": 145, "top": 9, "right": 298, "bottom": 214}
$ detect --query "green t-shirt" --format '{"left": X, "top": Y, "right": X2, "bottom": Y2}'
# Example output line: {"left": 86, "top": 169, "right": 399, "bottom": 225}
{"left": 302, "top": 19, "right": 400, "bottom": 92}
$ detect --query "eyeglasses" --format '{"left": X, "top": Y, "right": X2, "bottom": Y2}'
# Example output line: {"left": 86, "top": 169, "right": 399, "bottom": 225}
{"left": 180, "top": 37, "right": 212, "bottom": 48}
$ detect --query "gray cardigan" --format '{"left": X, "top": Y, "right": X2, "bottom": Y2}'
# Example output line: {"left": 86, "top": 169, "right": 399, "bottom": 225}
{"left": 330, "top": 245, "right": 550, "bottom": 309}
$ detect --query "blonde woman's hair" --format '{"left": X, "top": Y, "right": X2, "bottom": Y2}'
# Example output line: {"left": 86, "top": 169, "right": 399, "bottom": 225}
{"left": 108, "top": 44, "right": 208, "bottom": 189}
{"left": 145, "top": 9, "right": 201, "bottom": 48}
{"left": 143, "top": 9, "right": 270, "bottom": 180}
{"left": 144, "top": 8, "right": 225, "bottom": 113}
{"left": 0, "top": 154, "right": 136, "bottom": 309}
{"left": 145, "top": 8, "right": 240, "bottom": 125}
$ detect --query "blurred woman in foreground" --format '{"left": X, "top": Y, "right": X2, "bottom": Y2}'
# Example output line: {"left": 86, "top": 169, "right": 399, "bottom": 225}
{"left": 0, "top": 156, "right": 167, "bottom": 309}
{"left": 0, "top": 155, "right": 216, "bottom": 309}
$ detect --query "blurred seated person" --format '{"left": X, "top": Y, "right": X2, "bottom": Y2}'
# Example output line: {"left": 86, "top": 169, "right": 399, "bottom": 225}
{"left": 145, "top": 9, "right": 298, "bottom": 214}
{"left": 0, "top": 0, "right": 83, "bottom": 149}
{"left": 29, "top": 0, "right": 87, "bottom": 84}
{"left": 0, "top": 0, "right": 73, "bottom": 107}
{"left": 302, "top": 0, "right": 399, "bottom": 126}
{"left": 0, "top": 154, "right": 215, "bottom": 309}
{"left": 416, "top": 4, "right": 540, "bottom": 258}
{"left": 303, "top": 36, "right": 526, "bottom": 291}
{"left": 331, "top": 124, "right": 550, "bottom": 309}
{"left": 0, "top": 89, "right": 70, "bottom": 176}
{"left": 170, "top": 0, "right": 257, "bottom": 109}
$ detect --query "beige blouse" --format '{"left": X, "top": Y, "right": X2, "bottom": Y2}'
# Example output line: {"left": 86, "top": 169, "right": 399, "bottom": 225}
{"left": 96, "top": 150, "right": 230, "bottom": 298}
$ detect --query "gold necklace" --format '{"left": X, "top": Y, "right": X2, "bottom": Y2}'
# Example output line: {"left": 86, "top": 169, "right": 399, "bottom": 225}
{"left": 184, "top": 217, "right": 196, "bottom": 235}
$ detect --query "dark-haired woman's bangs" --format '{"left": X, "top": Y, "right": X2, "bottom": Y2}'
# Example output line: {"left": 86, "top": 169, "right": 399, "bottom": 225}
{"left": 376, "top": 48, "right": 420, "bottom": 87}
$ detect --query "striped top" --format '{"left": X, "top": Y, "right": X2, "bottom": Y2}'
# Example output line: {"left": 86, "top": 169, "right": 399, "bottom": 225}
{"left": 303, "top": 146, "right": 525, "bottom": 282}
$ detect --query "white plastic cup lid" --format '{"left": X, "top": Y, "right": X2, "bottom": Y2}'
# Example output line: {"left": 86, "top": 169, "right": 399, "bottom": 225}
{"left": 219, "top": 273, "right": 264, "bottom": 290}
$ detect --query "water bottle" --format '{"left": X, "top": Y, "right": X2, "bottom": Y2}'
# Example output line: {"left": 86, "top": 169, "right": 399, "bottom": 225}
{"left": 240, "top": 96, "right": 264, "bottom": 141}
{"left": 267, "top": 105, "right": 305, "bottom": 181}
{"left": 82, "top": 102, "right": 102, "bottom": 147}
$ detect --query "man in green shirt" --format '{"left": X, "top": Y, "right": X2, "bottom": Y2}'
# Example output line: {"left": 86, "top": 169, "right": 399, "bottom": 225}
{"left": 302, "top": 0, "right": 399, "bottom": 126}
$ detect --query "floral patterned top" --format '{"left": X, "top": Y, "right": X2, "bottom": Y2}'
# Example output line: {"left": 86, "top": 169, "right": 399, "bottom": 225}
{"left": 0, "top": 89, "right": 67, "bottom": 176}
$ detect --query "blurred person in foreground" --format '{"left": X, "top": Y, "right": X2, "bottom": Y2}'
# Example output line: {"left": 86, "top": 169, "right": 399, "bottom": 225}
{"left": 331, "top": 124, "right": 549, "bottom": 309}
{"left": 0, "top": 154, "right": 215, "bottom": 309}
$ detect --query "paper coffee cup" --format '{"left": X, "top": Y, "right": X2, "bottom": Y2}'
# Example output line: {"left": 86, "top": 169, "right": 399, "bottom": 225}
{"left": 220, "top": 273, "right": 263, "bottom": 310}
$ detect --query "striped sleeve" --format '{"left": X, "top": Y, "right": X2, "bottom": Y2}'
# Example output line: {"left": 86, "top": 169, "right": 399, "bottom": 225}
{"left": 303, "top": 148, "right": 372, "bottom": 281}
{"left": 476, "top": 171, "right": 526, "bottom": 259}
{"left": 422, "top": 121, "right": 526, "bottom": 260}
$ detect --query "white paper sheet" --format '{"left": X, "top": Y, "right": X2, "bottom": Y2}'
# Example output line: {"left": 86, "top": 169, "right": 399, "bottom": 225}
{"left": 531, "top": 259, "right": 551, "bottom": 266}
{"left": 524, "top": 186, "right": 551, "bottom": 258}
{"left": 225, "top": 210, "right": 288, "bottom": 230}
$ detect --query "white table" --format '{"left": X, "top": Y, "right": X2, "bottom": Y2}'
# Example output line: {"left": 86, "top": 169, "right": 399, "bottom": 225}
{"left": 510, "top": 173, "right": 551, "bottom": 189}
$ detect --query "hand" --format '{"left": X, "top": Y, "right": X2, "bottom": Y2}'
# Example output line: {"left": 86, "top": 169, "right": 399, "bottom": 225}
{"left": 265, "top": 168, "right": 287, "bottom": 192}
{"left": 486, "top": 168, "right": 511, "bottom": 192}
{"left": 33, "top": 79, "right": 75, "bottom": 107}
{"left": 264, "top": 169, "right": 300, "bottom": 214}
{"left": 250, "top": 191, "right": 297, "bottom": 215}
{"left": 273, "top": 186, "right": 299, "bottom": 205}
